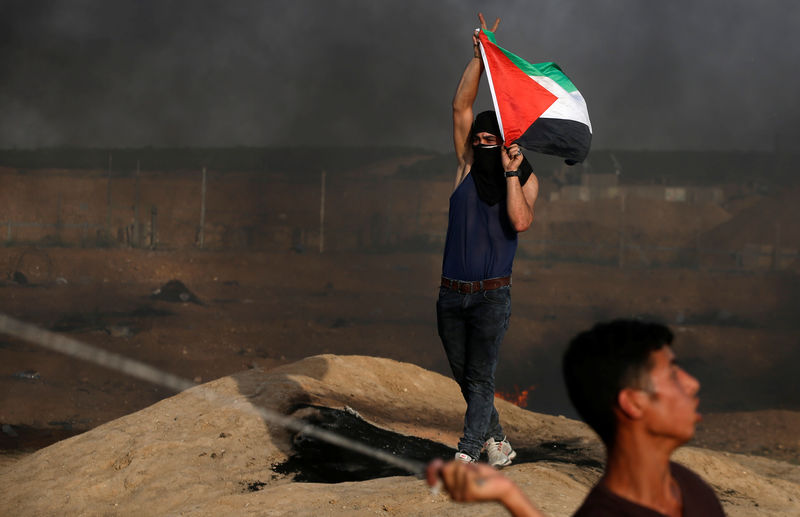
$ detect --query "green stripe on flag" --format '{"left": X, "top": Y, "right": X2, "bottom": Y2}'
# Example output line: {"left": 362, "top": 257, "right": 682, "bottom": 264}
{"left": 483, "top": 30, "right": 577, "bottom": 93}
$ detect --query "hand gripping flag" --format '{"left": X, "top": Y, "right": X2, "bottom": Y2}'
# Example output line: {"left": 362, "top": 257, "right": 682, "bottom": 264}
{"left": 477, "top": 29, "right": 592, "bottom": 164}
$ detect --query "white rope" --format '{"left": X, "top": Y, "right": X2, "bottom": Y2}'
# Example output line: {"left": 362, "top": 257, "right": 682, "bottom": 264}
{"left": 0, "top": 313, "right": 427, "bottom": 477}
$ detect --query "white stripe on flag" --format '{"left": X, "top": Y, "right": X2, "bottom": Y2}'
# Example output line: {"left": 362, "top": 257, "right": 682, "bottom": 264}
{"left": 529, "top": 75, "right": 592, "bottom": 131}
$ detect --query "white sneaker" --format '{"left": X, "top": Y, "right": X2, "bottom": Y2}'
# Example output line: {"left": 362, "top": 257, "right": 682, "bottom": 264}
{"left": 454, "top": 451, "right": 477, "bottom": 463}
{"left": 484, "top": 437, "right": 516, "bottom": 468}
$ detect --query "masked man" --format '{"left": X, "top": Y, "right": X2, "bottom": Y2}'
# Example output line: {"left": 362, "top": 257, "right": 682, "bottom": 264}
{"left": 437, "top": 13, "right": 539, "bottom": 467}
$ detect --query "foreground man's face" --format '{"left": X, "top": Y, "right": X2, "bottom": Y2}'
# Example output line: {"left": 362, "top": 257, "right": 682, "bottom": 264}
{"left": 642, "top": 347, "right": 702, "bottom": 444}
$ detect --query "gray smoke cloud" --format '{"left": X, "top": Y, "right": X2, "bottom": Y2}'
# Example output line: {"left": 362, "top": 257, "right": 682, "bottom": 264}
{"left": 1, "top": 0, "right": 798, "bottom": 151}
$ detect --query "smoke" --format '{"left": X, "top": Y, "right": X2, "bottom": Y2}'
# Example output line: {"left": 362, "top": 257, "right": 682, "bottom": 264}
{"left": 1, "top": 0, "right": 798, "bottom": 150}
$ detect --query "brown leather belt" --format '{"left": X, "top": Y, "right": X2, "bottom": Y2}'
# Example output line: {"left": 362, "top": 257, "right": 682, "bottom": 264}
{"left": 441, "top": 275, "right": 511, "bottom": 294}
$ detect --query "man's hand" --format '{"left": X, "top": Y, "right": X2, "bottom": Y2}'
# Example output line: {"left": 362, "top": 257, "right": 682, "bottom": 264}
{"left": 473, "top": 13, "right": 500, "bottom": 57}
{"left": 479, "top": 12, "right": 501, "bottom": 32}
{"left": 502, "top": 143, "right": 525, "bottom": 173}
{"left": 426, "top": 459, "right": 545, "bottom": 516}
{"left": 427, "top": 459, "right": 514, "bottom": 503}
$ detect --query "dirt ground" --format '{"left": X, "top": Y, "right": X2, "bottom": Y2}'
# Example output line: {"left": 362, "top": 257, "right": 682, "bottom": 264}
{"left": 3, "top": 354, "right": 797, "bottom": 516}
{"left": 0, "top": 247, "right": 798, "bottom": 467}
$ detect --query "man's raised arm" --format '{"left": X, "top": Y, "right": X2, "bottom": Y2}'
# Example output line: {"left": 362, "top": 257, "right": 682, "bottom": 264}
{"left": 452, "top": 13, "right": 499, "bottom": 184}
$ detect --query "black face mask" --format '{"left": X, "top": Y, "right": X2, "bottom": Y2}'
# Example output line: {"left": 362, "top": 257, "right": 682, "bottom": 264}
{"left": 469, "top": 110, "right": 533, "bottom": 205}
{"left": 471, "top": 144, "right": 506, "bottom": 206}
{"left": 470, "top": 143, "right": 533, "bottom": 206}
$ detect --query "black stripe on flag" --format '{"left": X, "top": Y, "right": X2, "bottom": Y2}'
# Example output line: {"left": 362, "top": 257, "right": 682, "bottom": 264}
{"left": 516, "top": 118, "right": 592, "bottom": 164}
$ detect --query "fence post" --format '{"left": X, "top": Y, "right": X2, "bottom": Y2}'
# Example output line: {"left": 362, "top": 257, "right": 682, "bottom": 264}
{"left": 150, "top": 206, "right": 158, "bottom": 250}
{"left": 56, "top": 193, "right": 63, "bottom": 243}
{"left": 319, "top": 170, "right": 326, "bottom": 253}
{"left": 198, "top": 167, "right": 207, "bottom": 249}
{"left": 695, "top": 231, "right": 702, "bottom": 271}
{"left": 134, "top": 160, "right": 140, "bottom": 247}
{"left": 106, "top": 153, "right": 113, "bottom": 239}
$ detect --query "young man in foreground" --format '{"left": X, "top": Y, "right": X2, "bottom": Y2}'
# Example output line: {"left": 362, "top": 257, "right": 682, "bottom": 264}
{"left": 427, "top": 320, "right": 725, "bottom": 516}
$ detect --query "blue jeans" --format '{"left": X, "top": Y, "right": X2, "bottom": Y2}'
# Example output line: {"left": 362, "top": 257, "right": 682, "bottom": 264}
{"left": 436, "top": 285, "right": 511, "bottom": 459}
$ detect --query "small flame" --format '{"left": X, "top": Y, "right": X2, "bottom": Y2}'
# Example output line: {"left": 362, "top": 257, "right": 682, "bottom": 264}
{"left": 495, "top": 385, "right": 535, "bottom": 408}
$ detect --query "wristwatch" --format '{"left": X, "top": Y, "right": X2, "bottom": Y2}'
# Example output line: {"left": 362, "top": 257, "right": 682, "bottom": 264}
{"left": 504, "top": 170, "right": 520, "bottom": 178}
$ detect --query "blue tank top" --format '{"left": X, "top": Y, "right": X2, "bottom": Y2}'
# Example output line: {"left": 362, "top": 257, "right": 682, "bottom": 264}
{"left": 441, "top": 173, "right": 518, "bottom": 281}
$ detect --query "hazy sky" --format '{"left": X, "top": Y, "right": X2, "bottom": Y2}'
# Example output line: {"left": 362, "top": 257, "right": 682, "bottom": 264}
{"left": 1, "top": 0, "right": 798, "bottom": 151}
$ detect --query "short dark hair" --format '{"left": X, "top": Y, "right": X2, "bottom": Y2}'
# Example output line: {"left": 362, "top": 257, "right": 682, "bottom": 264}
{"left": 562, "top": 320, "right": 674, "bottom": 446}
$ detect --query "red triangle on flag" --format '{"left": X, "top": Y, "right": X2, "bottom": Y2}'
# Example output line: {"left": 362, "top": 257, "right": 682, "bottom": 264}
{"left": 479, "top": 32, "right": 557, "bottom": 144}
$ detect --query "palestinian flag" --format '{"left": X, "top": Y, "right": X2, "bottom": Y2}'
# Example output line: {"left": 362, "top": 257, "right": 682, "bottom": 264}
{"left": 478, "top": 29, "right": 592, "bottom": 164}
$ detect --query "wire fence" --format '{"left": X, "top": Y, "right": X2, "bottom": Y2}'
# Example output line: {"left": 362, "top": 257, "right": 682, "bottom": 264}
{"left": 519, "top": 237, "right": 798, "bottom": 272}
{"left": 1, "top": 167, "right": 796, "bottom": 273}
{"left": 3, "top": 215, "right": 796, "bottom": 274}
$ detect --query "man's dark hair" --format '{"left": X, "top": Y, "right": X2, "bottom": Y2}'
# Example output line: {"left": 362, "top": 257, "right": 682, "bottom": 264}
{"left": 562, "top": 319, "right": 674, "bottom": 446}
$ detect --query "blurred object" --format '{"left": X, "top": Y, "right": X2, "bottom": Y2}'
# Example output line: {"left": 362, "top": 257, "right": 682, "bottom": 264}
{"left": 151, "top": 280, "right": 202, "bottom": 305}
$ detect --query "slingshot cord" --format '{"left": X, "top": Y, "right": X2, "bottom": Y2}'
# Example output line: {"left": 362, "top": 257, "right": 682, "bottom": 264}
{"left": 0, "top": 313, "right": 427, "bottom": 477}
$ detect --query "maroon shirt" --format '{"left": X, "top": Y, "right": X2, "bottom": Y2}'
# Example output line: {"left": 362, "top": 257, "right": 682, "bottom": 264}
{"left": 573, "top": 462, "right": 726, "bottom": 516}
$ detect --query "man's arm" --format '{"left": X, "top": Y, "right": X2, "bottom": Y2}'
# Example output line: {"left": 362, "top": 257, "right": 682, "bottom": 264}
{"left": 452, "top": 13, "right": 499, "bottom": 188}
{"left": 502, "top": 143, "right": 539, "bottom": 232}
{"left": 427, "top": 459, "right": 546, "bottom": 517}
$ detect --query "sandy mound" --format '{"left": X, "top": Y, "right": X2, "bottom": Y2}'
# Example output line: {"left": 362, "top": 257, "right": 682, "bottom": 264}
{"left": 1, "top": 355, "right": 798, "bottom": 516}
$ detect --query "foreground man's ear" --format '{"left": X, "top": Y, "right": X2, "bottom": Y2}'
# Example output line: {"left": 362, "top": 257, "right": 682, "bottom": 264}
{"left": 617, "top": 388, "right": 648, "bottom": 420}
